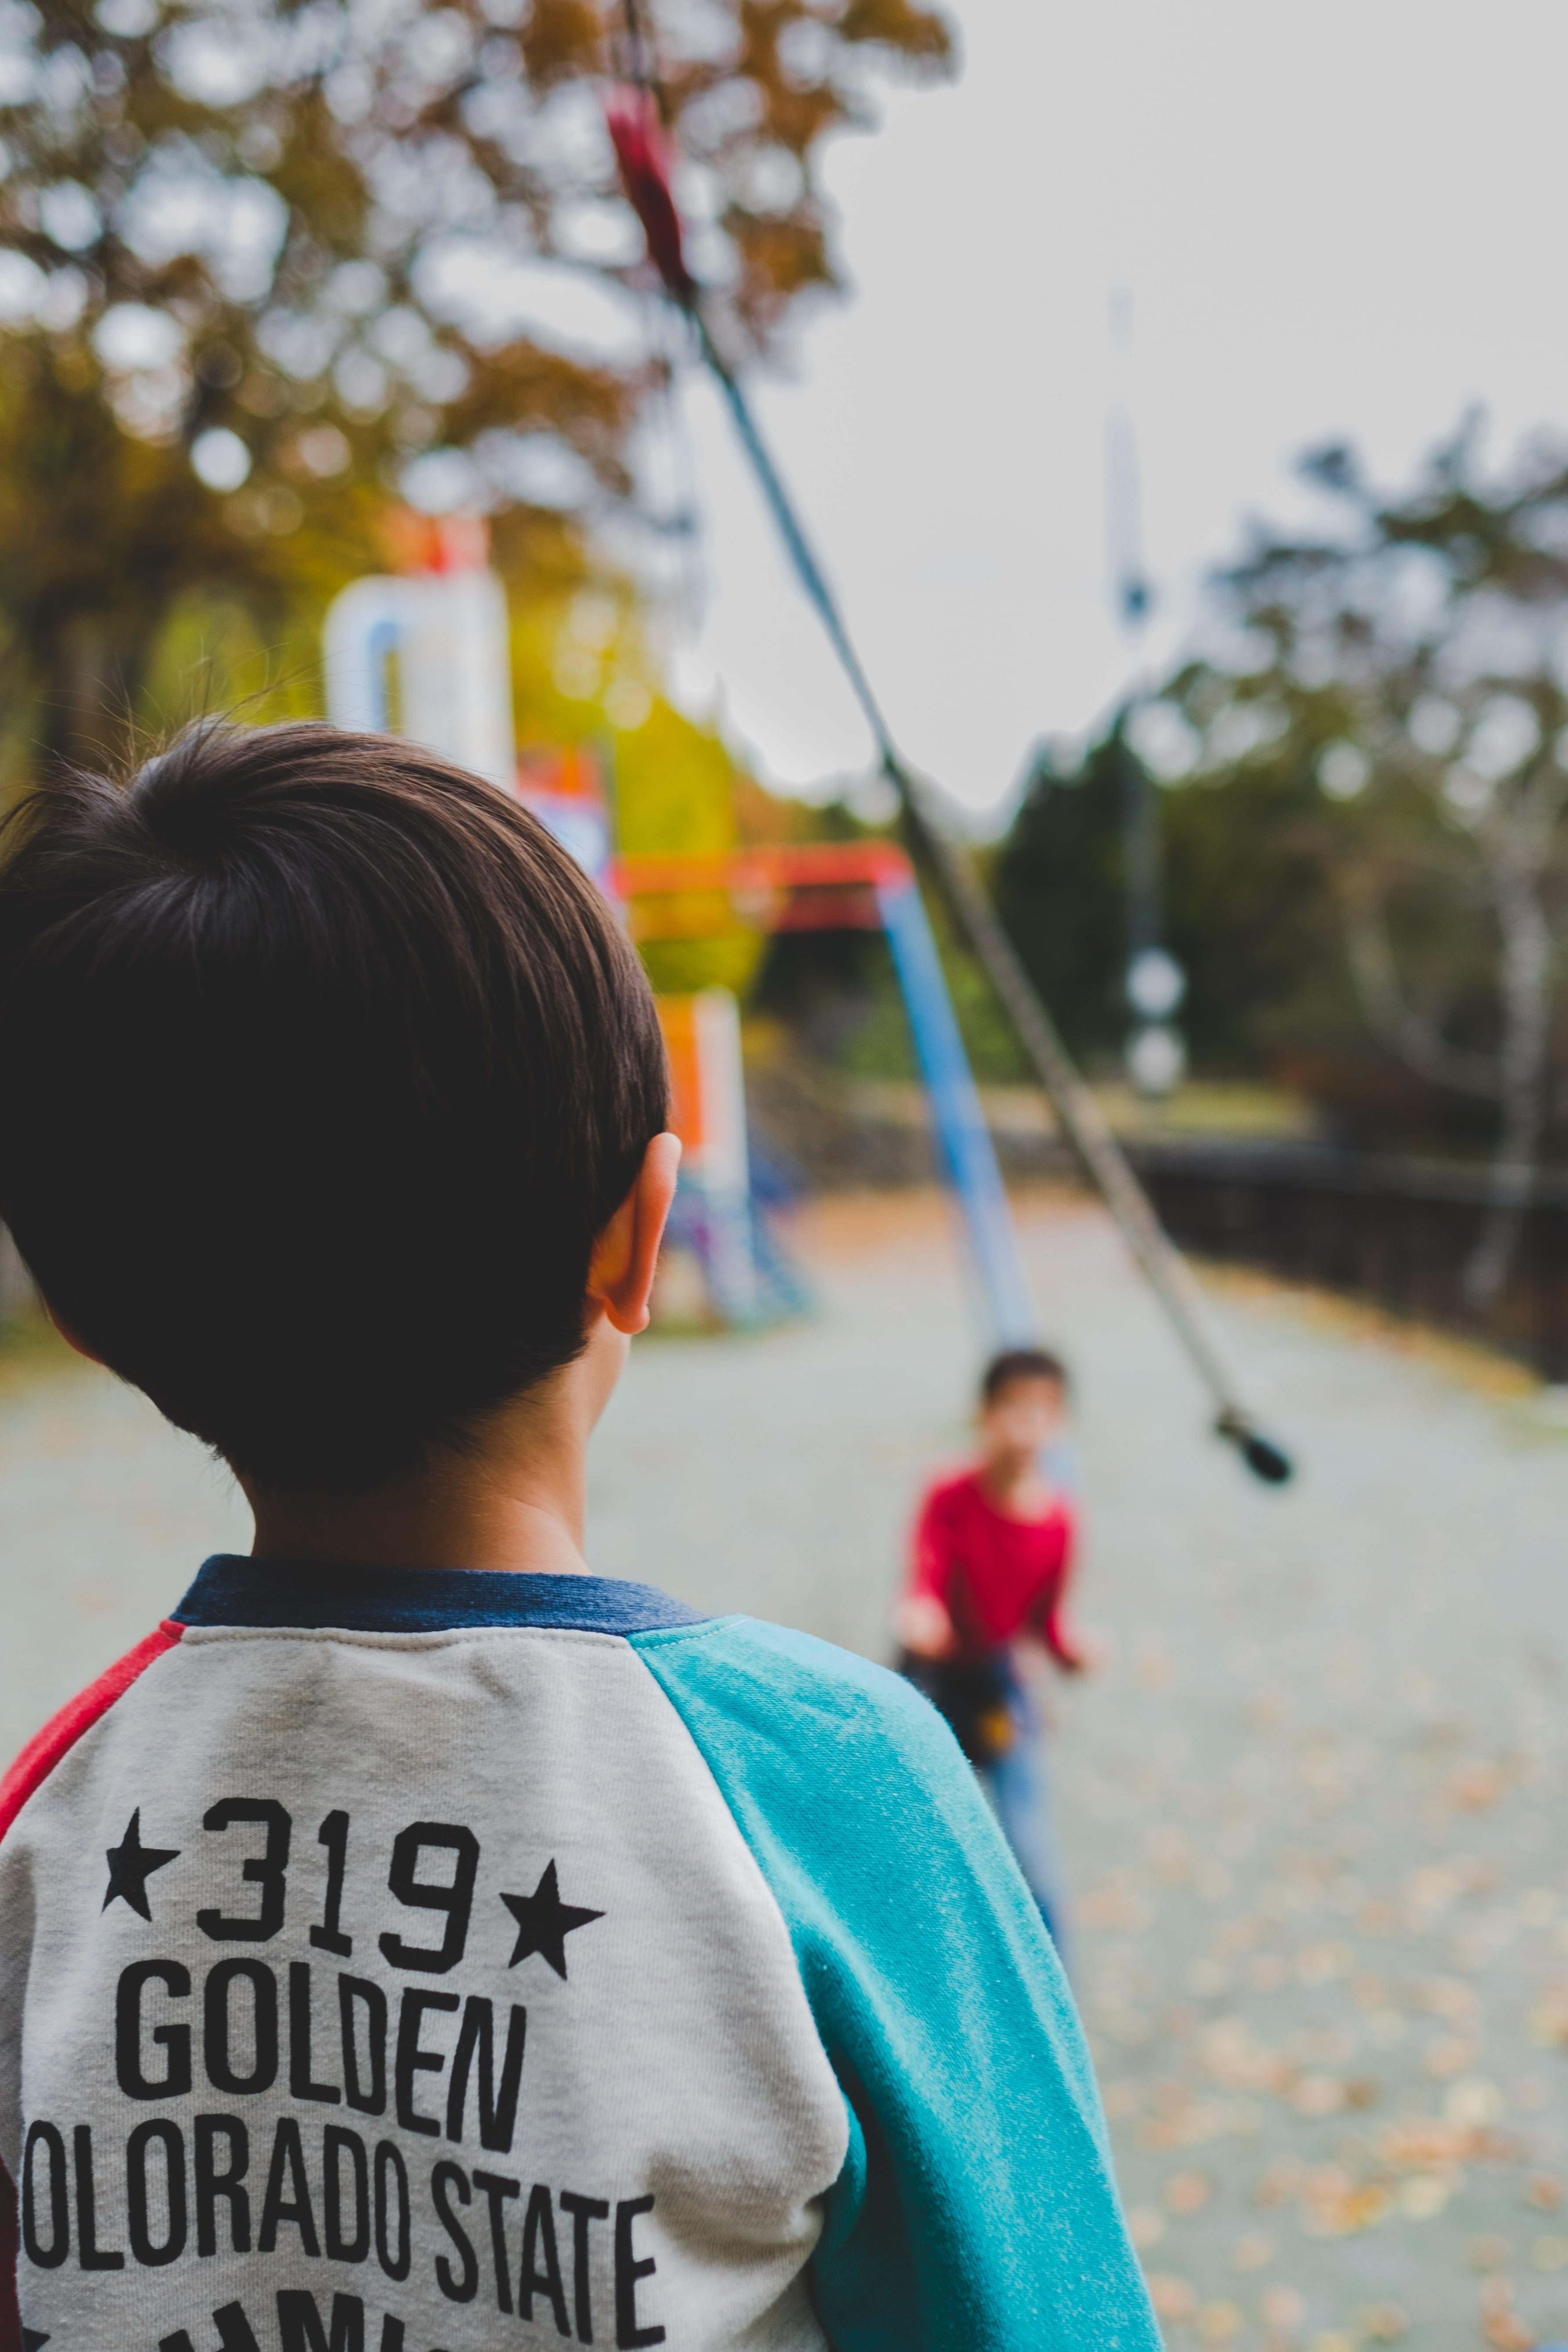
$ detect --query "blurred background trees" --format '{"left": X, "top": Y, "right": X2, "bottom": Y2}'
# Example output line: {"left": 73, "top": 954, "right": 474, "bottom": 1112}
{"left": 993, "top": 723, "right": 1338, "bottom": 1088}
{"left": 988, "top": 426, "right": 1568, "bottom": 1257}
{"left": 0, "top": 0, "right": 951, "bottom": 766}
{"left": 11, "top": 0, "right": 1568, "bottom": 1246}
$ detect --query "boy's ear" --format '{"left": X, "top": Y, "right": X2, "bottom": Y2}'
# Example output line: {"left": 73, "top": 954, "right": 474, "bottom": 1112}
{"left": 586, "top": 1131, "right": 681, "bottom": 1336}
{"left": 41, "top": 1299, "right": 106, "bottom": 1367}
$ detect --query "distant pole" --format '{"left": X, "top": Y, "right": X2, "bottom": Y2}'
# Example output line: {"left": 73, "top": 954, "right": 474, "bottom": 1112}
{"left": 1106, "top": 293, "right": 1186, "bottom": 1097}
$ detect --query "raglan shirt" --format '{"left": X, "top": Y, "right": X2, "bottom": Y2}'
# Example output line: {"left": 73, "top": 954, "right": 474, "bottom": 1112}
{"left": 0, "top": 1559, "right": 1158, "bottom": 2352}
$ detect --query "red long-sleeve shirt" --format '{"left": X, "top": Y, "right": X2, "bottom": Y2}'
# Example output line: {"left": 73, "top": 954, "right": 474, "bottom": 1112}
{"left": 909, "top": 1468, "right": 1080, "bottom": 1667}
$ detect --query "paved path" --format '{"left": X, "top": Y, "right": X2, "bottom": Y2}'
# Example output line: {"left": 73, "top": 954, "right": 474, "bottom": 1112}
{"left": 5, "top": 1189, "right": 1568, "bottom": 2352}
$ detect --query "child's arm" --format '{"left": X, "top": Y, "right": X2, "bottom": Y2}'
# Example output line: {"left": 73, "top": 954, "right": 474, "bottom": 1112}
{"left": 896, "top": 1483, "right": 956, "bottom": 1657}
{"left": 632, "top": 1618, "right": 1159, "bottom": 2352}
{"left": 1035, "top": 1502, "right": 1087, "bottom": 1672}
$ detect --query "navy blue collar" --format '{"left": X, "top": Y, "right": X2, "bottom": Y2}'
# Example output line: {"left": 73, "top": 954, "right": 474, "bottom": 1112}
{"left": 172, "top": 1555, "right": 707, "bottom": 1637}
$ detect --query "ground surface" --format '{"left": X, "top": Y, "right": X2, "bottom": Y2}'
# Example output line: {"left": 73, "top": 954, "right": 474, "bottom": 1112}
{"left": 4, "top": 1189, "right": 1568, "bottom": 2352}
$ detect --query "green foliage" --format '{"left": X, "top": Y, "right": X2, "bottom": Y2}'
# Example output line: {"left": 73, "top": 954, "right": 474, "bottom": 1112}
{"left": 614, "top": 696, "right": 762, "bottom": 998}
{"left": 139, "top": 589, "right": 334, "bottom": 733}
{"left": 995, "top": 726, "right": 1344, "bottom": 1078}
{"left": 498, "top": 572, "right": 766, "bottom": 997}
{"left": 995, "top": 422, "right": 1568, "bottom": 1151}
{"left": 991, "top": 734, "right": 1127, "bottom": 1063}
{"left": 609, "top": 693, "right": 733, "bottom": 856}
{"left": 1154, "top": 422, "right": 1568, "bottom": 1150}
{"left": 0, "top": 0, "right": 952, "bottom": 765}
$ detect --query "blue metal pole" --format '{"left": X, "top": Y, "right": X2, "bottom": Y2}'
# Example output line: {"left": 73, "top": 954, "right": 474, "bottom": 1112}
{"left": 877, "top": 877, "right": 1036, "bottom": 1347}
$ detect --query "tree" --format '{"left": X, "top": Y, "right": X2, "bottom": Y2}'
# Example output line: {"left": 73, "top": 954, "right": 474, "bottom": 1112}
{"left": 0, "top": 0, "right": 951, "bottom": 765}
{"left": 993, "top": 722, "right": 1341, "bottom": 1085}
{"left": 1153, "top": 421, "right": 1568, "bottom": 1296}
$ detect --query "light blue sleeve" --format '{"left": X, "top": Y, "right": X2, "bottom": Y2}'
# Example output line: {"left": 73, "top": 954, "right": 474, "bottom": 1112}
{"left": 629, "top": 1616, "right": 1160, "bottom": 2352}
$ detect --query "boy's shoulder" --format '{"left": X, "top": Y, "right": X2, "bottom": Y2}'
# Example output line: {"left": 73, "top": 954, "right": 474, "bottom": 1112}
{"left": 630, "top": 1611, "right": 1151, "bottom": 2344}
{"left": 632, "top": 1610, "right": 964, "bottom": 1795}
{"left": 628, "top": 1609, "right": 1042, "bottom": 1956}
{"left": 633, "top": 1608, "right": 934, "bottom": 1712}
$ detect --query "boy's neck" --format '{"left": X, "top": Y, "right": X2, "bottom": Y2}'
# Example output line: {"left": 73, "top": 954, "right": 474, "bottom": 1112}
{"left": 247, "top": 1480, "right": 591, "bottom": 1577}
{"left": 981, "top": 1446, "right": 1032, "bottom": 1494}
{"left": 980, "top": 1448, "right": 1053, "bottom": 1512}
{"left": 242, "top": 1337, "right": 620, "bottom": 1576}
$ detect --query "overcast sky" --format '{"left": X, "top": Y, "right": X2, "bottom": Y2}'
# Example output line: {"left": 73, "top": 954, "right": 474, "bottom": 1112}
{"left": 658, "top": 0, "right": 1568, "bottom": 816}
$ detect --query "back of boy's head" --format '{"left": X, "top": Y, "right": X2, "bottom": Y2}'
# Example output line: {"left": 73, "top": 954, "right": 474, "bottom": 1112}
{"left": 0, "top": 722, "right": 669, "bottom": 1493}
{"left": 980, "top": 1347, "right": 1068, "bottom": 1406}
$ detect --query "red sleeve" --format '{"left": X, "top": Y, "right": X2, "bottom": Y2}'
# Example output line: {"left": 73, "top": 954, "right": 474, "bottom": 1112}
{"left": 0, "top": 1626, "right": 185, "bottom": 2352}
{"left": 1033, "top": 1504, "right": 1082, "bottom": 1670}
{"left": 907, "top": 1479, "right": 960, "bottom": 1606}
{"left": 0, "top": 1621, "right": 183, "bottom": 1848}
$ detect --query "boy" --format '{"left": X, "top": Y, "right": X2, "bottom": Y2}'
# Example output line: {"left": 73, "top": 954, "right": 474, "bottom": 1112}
{"left": 897, "top": 1350, "right": 1083, "bottom": 1950}
{"left": 0, "top": 725, "right": 1156, "bottom": 2351}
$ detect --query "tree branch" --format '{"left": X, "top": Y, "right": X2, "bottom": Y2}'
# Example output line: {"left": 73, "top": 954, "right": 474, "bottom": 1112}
{"left": 1336, "top": 873, "right": 1501, "bottom": 1099}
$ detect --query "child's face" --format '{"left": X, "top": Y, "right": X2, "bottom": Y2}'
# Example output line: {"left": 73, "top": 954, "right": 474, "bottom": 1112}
{"left": 980, "top": 1376, "right": 1066, "bottom": 1466}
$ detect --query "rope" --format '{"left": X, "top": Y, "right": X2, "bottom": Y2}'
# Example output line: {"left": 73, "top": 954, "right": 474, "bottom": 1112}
{"left": 601, "top": 35, "right": 1293, "bottom": 1484}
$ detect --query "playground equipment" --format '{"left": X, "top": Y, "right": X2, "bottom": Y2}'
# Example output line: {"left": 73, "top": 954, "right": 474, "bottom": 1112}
{"left": 604, "top": 72, "right": 1294, "bottom": 1483}
{"left": 656, "top": 988, "right": 760, "bottom": 1326}
{"left": 323, "top": 545, "right": 1033, "bottom": 1342}
{"left": 621, "top": 844, "right": 1033, "bottom": 1345}
{"left": 323, "top": 517, "right": 515, "bottom": 791}
{"left": 516, "top": 743, "right": 615, "bottom": 893}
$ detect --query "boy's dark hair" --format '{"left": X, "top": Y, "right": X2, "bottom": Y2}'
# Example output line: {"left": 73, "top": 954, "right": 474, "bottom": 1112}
{"left": 0, "top": 722, "right": 669, "bottom": 1492}
{"left": 980, "top": 1347, "right": 1069, "bottom": 1404}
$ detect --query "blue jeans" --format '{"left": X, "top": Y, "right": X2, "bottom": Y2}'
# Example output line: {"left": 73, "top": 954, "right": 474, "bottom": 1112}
{"left": 976, "top": 1671, "right": 1070, "bottom": 1967}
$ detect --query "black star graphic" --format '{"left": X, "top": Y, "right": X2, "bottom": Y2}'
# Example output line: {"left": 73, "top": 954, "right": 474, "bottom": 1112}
{"left": 500, "top": 1860, "right": 603, "bottom": 1980}
{"left": 23, "top": 2330, "right": 50, "bottom": 2352}
{"left": 103, "top": 1809, "right": 179, "bottom": 1920}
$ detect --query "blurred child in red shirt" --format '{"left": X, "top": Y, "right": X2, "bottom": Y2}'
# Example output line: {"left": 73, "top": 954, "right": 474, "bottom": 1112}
{"left": 897, "top": 1347, "right": 1086, "bottom": 1951}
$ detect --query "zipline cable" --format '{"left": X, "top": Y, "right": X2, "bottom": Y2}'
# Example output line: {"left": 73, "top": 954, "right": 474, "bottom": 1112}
{"left": 602, "top": 78, "right": 1293, "bottom": 1487}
